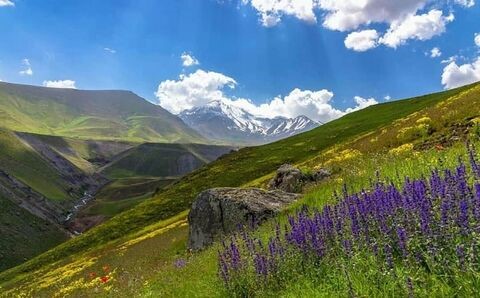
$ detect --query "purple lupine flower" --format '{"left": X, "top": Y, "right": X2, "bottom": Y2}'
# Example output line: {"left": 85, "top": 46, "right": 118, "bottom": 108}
{"left": 384, "top": 244, "right": 394, "bottom": 269}
{"left": 458, "top": 199, "right": 470, "bottom": 235}
{"left": 216, "top": 148, "right": 480, "bottom": 292}
{"left": 468, "top": 144, "right": 480, "bottom": 179}
{"left": 396, "top": 227, "right": 408, "bottom": 259}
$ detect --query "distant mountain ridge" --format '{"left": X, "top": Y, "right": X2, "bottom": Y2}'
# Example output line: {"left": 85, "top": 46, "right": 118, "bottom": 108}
{"left": 0, "top": 82, "right": 206, "bottom": 144}
{"left": 179, "top": 100, "right": 319, "bottom": 145}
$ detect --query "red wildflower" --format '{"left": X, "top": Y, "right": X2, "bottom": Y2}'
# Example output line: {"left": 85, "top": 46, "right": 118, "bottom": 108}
{"left": 88, "top": 272, "right": 97, "bottom": 279}
{"left": 99, "top": 276, "right": 110, "bottom": 283}
{"left": 102, "top": 265, "right": 110, "bottom": 273}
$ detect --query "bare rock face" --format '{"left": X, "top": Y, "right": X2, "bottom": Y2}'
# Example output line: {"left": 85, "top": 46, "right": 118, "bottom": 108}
{"left": 188, "top": 188, "right": 299, "bottom": 250}
{"left": 268, "top": 164, "right": 331, "bottom": 193}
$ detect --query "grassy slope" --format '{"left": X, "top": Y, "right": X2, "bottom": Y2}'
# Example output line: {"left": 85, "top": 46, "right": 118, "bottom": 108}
{"left": 2, "top": 83, "right": 479, "bottom": 296}
{"left": 0, "top": 83, "right": 476, "bottom": 288}
{"left": 102, "top": 143, "right": 233, "bottom": 179}
{"left": 0, "top": 195, "right": 67, "bottom": 272}
{"left": 0, "top": 82, "right": 206, "bottom": 144}
{"left": 0, "top": 129, "right": 69, "bottom": 200}
{"left": 81, "top": 178, "right": 175, "bottom": 219}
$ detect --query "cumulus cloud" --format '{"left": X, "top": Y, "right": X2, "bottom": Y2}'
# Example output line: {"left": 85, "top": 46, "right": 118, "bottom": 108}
{"left": 430, "top": 47, "right": 442, "bottom": 58}
{"left": 155, "top": 70, "right": 236, "bottom": 114}
{"left": 242, "top": 1, "right": 470, "bottom": 51}
{"left": 379, "top": 10, "right": 454, "bottom": 48}
{"left": 239, "top": 88, "right": 344, "bottom": 122}
{"left": 42, "top": 80, "right": 77, "bottom": 89}
{"left": 344, "top": 30, "right": 379, "bottom": 52}
{"left": 0, "top": 0, "right": 14, "bottom": 7}
{"left": 181, "top": 52, "right": 200, "bottom": 67}
{"left": 155, "top": 69, "right": 378, "bottom": 122}
{"left": 345, "top": 96, "right": 379, "bottom": 113}
{"left": 441, "top": 58, "right": 480, "bottom": 89}
{"left": 319, "top": 0, "right": 427, "bottom": 32}
{"left": 244, "top": 0, "right": 318, "bottom": 27}
{"left": 475, "top": 33, "right": 480, "bottom": 47}
{"left": 19, "top": 58, "right": 33, "bottom": 76}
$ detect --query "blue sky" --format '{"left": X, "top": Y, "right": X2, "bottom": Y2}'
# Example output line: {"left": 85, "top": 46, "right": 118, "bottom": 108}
{"left": 0, "top": 0, "right": 479, "bottom": 122}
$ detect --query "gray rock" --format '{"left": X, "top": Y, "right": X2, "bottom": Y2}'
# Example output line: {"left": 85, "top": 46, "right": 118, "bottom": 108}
{"left": 268, "top": 164, "right": 331, "bottom": 193}
{"left": 188, "top": 187, "right": 299, "bottom": 250}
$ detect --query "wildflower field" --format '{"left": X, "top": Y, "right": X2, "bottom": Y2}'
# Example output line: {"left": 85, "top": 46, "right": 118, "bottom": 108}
{"left": 0, "top": 83, "right": 479, "bottom": 297}
{"left": 219, "top": 145, "right": 480, "bottom": 297}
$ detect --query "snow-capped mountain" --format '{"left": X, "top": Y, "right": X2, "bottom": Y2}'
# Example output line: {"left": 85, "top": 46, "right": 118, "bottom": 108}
{"left": 179, "top": 100, "right": 319, "bottom": 145}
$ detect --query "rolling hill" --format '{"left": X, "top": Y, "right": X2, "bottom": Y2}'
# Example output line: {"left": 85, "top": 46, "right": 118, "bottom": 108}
{"left": 1, "top": 83, "right": 478, "bottom": 297}
{"left": 0, "top": 82, "right": 206, "bottom": 144}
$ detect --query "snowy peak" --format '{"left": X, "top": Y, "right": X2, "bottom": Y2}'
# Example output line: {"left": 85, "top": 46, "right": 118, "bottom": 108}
{"left": 179, "top": 101, "right": 319, "bottom": 145}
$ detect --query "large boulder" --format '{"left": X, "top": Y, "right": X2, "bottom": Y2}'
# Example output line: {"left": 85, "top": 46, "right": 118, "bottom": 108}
{"left": 268, "top": 164, "right": 331, "bottom": 193}
{"left": 188, "top": 187, "right": 299, "bottom": 250}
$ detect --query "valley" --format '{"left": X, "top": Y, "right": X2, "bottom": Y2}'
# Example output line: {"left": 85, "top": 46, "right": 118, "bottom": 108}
{"left": 3, "top": 2, "right": 479, "bottom": 296}
{"left": 0, "top": 82, "right": 233, "bottom": 271}
{"left": 1, "top": 82, "right": 478, "bottom": 297}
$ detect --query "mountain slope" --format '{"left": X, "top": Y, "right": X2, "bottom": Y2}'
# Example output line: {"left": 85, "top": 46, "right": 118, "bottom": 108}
{"left": 0, "top": 82, "right": 206, "bottom": 143}
{"left": 1, "top": 83, "right": 477, "bottom": 291}
{"left": 101, "top": 143, "right": 235, "bottom": 179}
{"left": 179, "top": 100, "right": 319, "bottom": 145}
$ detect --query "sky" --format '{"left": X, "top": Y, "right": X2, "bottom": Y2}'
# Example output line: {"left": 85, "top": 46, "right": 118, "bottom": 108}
{"left": 0, "top": 0, "right": 479, "bottom": 122}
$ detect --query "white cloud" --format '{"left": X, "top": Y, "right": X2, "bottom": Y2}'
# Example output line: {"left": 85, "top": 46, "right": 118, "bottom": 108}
{"left": 319, "top": 0, "right": 427, "bottom": 32}
{"left": 181, "top": 52, "right": 200, "bottom": 67}
{"left": 0, "top": 0, "right": 14, "bottom": 7}
{"left": 441, "top": 57, "right": 480, "bottom": 89}
{"left": 155, "top": 70, "right": 236, "bottom": 114}
{"left": 19, "top": 58, "right": 33, "bottom": 76}
{"left": 430, "top": 47, "right": 442, "bottom": 58}
{"left": 384, "top": 95, "right": 392, "bottom": 101}
{"left": 475, "top": 33, "right": 480, "bottom": 47}
{"left": 42, "top": 80, "right": 77, "bottom": 89}
{"left": 455, "top": 0, "right": 475, "bottom": 7}
{"left": 155, "top": 69, "right": 378, "bottom": 122}
{"left": 379, "top": 10, "right": 454, "bottom": 48}
{"left": 344, "top": 30, "right": 379, "bottom": 52}
{"left": 241, "top": 88, "right": 344, "bottom": 122}
{"left": 441, "top": 55, "right": 458, "bottom": 64}
{"left": 104, "top": 47, "right": 116, "bottom": 54}
{"left": 345, "top": 96, "right": 378, "bottom": 113}
{"left": 244, "top": 0, "right": 318, "bottom": 27}
{"left": 242, "top": 1, "right": 469, "bottom": 51}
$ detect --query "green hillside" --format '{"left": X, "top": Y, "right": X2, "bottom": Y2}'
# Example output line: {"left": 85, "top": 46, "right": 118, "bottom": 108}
{"left": 0, "top": 82, "right": 206, "bottom": 144}
{"left": 102, "top": 143, "right": 234, "bottom": 178}
{"left": 1, "top": 83, "right": 478, "bottom": 296}
{"left": 0, "top": 129, "right": 70, "bottom": 200}
{"left": 0, "top": 195, "right": 67, "bottom": 272}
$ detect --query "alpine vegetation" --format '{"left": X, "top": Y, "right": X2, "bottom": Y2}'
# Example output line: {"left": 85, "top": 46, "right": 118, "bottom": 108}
{"left": 218, "top": 145, "right": 480, "bottom": 297}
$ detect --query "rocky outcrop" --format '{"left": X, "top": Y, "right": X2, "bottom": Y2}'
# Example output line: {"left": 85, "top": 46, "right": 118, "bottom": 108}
{"left": 188, "top": 188, "right": 299, "bottom": 250}
{"left": 268, "top": 164, "right": 331, "bottom": 193}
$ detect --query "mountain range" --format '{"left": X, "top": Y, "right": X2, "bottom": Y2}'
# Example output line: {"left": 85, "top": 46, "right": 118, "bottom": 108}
{"left": 179, "top": 100, "right": 319, "bottom": 145}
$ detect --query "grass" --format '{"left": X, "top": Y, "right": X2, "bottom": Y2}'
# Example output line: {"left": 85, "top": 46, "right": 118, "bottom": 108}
{"left": 102, "top": 143, "right": 233, "bottom": 179}
{"left": 0, "top": 82, "right": 206, "bottom": 144}
{"left": 0, "top": 194, "right": 67, "bottom": 272}
{"left": 0, "top": 129, "right": 69, "bottom": 200}
{"left": 81, "top": 178, "right": 175, "bottom": 219}
{"left": 1, "top": 83, "right": 479, "bottom": 296}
